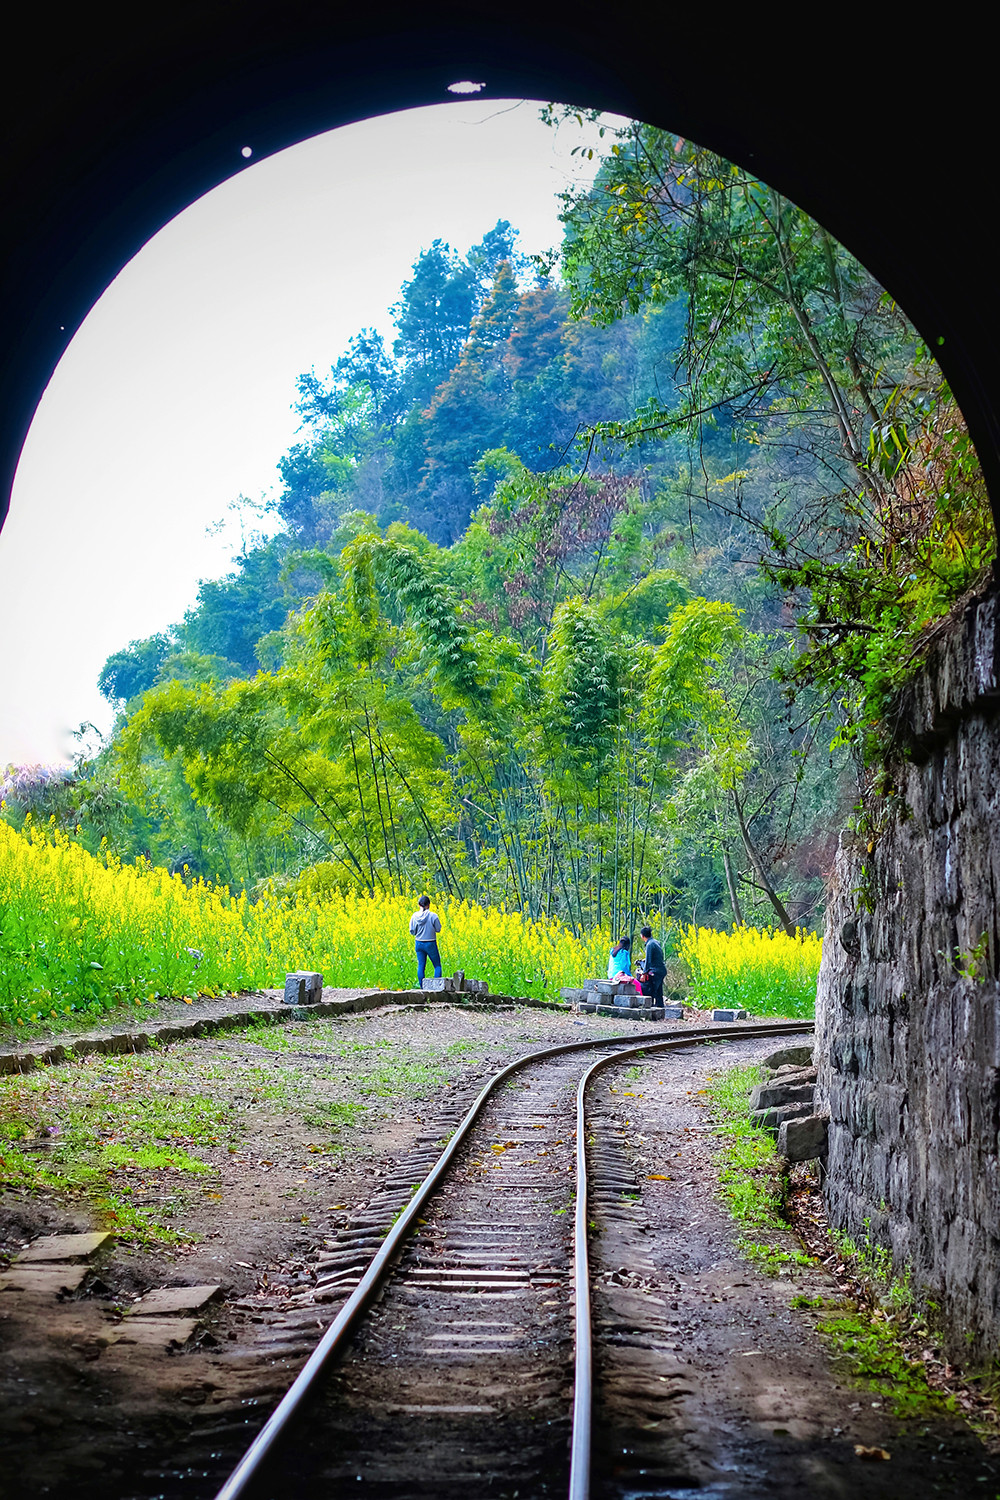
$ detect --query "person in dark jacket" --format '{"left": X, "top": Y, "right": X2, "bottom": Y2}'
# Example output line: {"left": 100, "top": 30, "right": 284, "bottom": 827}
{"left": 638, "top": 926, "right": 667, "bottom": 1004}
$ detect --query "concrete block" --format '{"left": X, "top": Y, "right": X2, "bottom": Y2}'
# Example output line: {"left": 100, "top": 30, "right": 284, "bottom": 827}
{"left": 17, "top": 1231, "right": 110, "bottom": 1263}
{"left": 662, "top": 1005, "right": 684, "bottom": 1020}
{"left": 711, "top": 1008, "right": 748, "bottom": 1022}
{"left": 778, "top": 1113, "right": 829, "bottom": 1162}
{"left": 0, "top": 1264, "right": 88, "bottom": 1293}
{"left": 127, "top": 1284, "right": 221, "bottom": 1316}
{"left": 283, "top": 971, "right": 323, "bottom": 1005}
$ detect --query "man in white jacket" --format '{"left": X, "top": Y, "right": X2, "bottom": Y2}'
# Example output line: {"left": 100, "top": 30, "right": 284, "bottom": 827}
{"left": 409, "top": 894, "right": 443, "bottom": 988}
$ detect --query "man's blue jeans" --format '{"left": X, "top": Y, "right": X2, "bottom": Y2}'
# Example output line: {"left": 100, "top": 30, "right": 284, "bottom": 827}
{"left": 415, "top": 940, "right": 442, "bottom": 987}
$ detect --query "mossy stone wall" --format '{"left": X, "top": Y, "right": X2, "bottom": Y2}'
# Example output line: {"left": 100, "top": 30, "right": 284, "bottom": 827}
{"left": 816, "top": 586, "right": 1000, "bottom": 1357}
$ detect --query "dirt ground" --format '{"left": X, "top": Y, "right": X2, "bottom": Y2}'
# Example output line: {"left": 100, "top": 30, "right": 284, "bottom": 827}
{"left": 589, "top": 1037, "right": 1000, "bottom": 1497}
{"left": 2, "top": 1007, "right": 997, "bottom": 1499}
{"left": 0, "top": 1003, "right": 639, "bottom": 1499}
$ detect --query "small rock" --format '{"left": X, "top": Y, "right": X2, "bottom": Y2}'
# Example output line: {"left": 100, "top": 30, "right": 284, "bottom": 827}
{"left": 762, "top": 1045, "right": 813, "bottom": 1070}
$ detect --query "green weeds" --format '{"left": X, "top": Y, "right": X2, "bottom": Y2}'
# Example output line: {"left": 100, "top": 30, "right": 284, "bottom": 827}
{"left": 703, "top": 1062, "right": 801, "bottom": 1271}
{"left": 707, "top": 1060, "right": 972, "bottom": 1425}
{"left": 818, "top": 1309, "right": 956, "bottom": 1419}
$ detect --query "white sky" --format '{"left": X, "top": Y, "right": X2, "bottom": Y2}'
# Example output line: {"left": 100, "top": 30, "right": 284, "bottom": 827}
{"left": 0, "top": 99, "right": 613, "bottom": 768}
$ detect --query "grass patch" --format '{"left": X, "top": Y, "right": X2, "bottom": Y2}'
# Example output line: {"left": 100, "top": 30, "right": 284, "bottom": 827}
{"left": 100, "top": 1143, "right": 210, "bottom": 1174}
{"left": 818, "top": 1309, "right": 958, "bottom": 1419}
{"left": 0, "top": 1053, "right": 230, "bottom": 1241}
{"left": 703, "top": 1061, "right": 810, "bottom": 1272}
{"left": 0, "top": 1013, "right": 494, "bottom": 1240}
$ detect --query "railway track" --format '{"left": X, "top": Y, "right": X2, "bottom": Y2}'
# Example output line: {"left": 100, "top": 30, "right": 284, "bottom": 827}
{"left": 214, "top": 1020, "right": 812, "bottom": 1500}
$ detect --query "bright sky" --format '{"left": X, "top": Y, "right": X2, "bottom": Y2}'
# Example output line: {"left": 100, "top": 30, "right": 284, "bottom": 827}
{"left": 0, "top": 99, "right": 613, "bottom": 768}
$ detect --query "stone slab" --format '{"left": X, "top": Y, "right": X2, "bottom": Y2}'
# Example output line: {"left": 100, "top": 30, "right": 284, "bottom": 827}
{"left": 127, "top": 1283, "right": 221, "bottom": 1315}
{"left": 0, "top": 1264, "right": 88, "bottom": 1293}
{"left": 712, "top": 1008, "right": 749, "bottom": 1022}
{"left": 110, "top": 1316, "right": 199, "bottom": 1347}
{"left": 750, "top": 1080, "right": 816, "bottom": 1112}
{"left": 778, "top": 1112, "right": 829, "bottom": 1162}
{"left": 16, "top": 1231, "right": 111, "bottom": 1263}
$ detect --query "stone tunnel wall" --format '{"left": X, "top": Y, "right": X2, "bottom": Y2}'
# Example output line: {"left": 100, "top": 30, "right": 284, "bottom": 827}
{"left": 815, "top": 585, "right": 1000, "bottom": 1359}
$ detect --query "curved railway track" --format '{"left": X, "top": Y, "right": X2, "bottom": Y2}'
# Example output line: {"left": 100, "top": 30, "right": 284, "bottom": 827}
{"left": 215, "top": 1020, "right": 812, "bottom": 1500}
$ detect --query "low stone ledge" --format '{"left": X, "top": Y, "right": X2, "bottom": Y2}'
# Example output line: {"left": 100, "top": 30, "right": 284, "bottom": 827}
{"left": 0, "top": 986, "right": 565, "bottom": 1075}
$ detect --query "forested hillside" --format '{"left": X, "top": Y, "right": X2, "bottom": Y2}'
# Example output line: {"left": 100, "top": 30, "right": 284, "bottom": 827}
{"left": 6, "top": 117, "right": 990, "bottom": 940}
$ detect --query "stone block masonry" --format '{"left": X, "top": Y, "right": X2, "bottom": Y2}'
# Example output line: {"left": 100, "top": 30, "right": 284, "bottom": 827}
{"left": 815, "top": 584, "right": 1000, "bottom": 1360}
{"left": 283, "top": 971, "right": 323, "bottom": 1004}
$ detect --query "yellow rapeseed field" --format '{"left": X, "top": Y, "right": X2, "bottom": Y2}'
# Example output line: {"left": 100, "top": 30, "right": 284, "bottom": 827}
{"left": 0, "top": 820, "right": 610, "bottom": 1023}
{"left": 676, "top": 922, "right": 821, "bottom": 1016}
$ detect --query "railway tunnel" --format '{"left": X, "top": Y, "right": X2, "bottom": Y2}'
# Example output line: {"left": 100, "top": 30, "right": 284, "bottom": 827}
{"left": 4, "top": 0, "right": 1000, "bottom": 1438}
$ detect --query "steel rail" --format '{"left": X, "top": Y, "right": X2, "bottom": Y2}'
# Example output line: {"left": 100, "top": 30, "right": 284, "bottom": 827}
{"left": 215, "top": 1018, "right": 812, "bottom": 1500}
{"left": 567, "top": 1021, "right": 813, "bottom": 1500}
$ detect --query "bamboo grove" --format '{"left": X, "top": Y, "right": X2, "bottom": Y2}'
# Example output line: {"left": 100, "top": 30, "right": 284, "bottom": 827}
{"left": 117, "top": 466, "right": 777, "bottom": 938}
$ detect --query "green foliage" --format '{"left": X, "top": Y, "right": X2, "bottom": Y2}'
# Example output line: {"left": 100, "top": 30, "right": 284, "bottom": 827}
{"left": 818, "top": 1310, "right": 956, "bottom": 1419}
{"left": 98, "top": 634, "right": 172, "bottom": 707}
{"left": 704, "top": 1062, "right": 812, "bottom": 1271}
{"left": 550, "top": 112, "right": 995, "bottom": 755}
{"left": 48, "top": 192, "right": 864, "bottom": 932}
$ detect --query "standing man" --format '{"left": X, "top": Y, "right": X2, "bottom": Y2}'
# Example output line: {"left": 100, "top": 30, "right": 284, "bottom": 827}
{"left": 639, "top": 926, "right": 667, "bottom": 1005}
{"left": 410, "top": 894, "right": 443, "bottom": 988}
